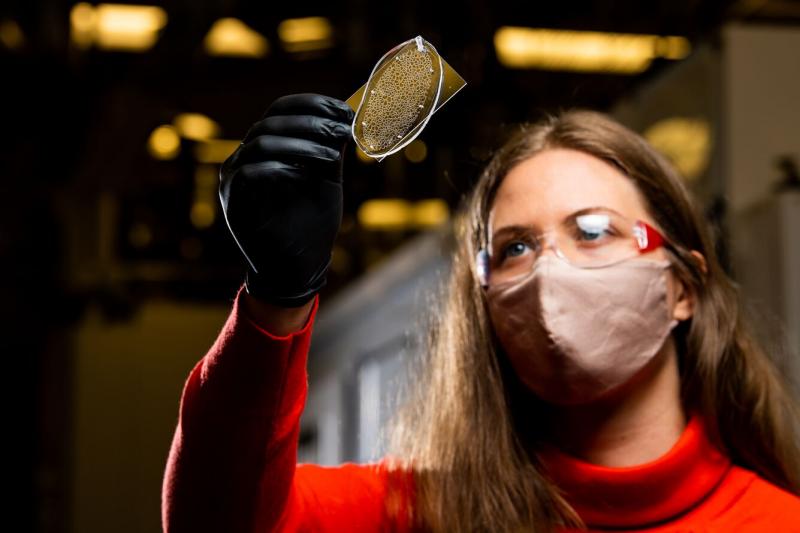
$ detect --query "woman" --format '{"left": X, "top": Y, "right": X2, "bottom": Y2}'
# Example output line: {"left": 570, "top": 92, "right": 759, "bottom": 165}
{"left": 162, "top": 94, "right": 800, "bottom": 532}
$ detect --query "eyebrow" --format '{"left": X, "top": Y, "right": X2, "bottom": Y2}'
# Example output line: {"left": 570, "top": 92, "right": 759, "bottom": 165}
{"left": 489, "top": 205, "right": 626, "bottom": 243}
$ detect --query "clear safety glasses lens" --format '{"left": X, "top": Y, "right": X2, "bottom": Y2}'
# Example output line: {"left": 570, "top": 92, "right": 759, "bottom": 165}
{"left": 477, "top": 211, "right": 666, "bottom": 287}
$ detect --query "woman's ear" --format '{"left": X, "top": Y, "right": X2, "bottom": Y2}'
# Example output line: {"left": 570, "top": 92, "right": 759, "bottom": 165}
{"left": 690, "top": 250, "right": 708, "bottom": 276}
{"left": 672, "top": 250, "right": 706, "bottom": 321}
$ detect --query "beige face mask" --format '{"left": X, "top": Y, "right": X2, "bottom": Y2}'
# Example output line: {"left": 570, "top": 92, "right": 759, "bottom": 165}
{"left": 486, "top": 255, "right": 678, "bottom": 405}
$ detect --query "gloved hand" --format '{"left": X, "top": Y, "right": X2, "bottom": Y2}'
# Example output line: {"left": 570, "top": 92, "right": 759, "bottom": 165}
{"left": 219, "top": 93, "right": 354, "bottom": 307}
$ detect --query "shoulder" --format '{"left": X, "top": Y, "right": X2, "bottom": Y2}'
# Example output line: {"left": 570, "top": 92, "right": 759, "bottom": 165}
{"left": 295, "top": 460, "right": 410, "bottom": 494}
{"left": 293, "top": 460, "right": 415, "bottom": 531}
{"left": 712, "top": 465, "right": 800, "bottom": 528}
{"left": 735, "top": 467, "right": 800, "bottom": 516}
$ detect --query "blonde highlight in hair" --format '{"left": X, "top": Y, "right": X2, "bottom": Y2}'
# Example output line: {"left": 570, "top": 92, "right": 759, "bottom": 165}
{"left": 389, "top": 110, "right": 800, "bottom": 532}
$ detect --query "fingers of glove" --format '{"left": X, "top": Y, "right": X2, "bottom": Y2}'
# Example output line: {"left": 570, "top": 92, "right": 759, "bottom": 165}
{"left": 229, "top": 161, "right": 306, "bottom": 187}
{"left": 243, "top": 115, "right": 351, "bottom": 146}
{"left": 234, "top": 135, "right": 341, "bottom": 167}
{"left": 221, "top": 161, "right": 309, "bottom": 213}
{"left": 222, "top": 161, "right": 342, "bottom": 233}
{"left": 262, "top": 94, "right": 354, "bottom": 124}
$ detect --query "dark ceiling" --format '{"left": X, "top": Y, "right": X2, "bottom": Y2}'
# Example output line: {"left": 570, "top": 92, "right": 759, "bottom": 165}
{"left": 2, "top": 0, "right": 798, "bottom": 313}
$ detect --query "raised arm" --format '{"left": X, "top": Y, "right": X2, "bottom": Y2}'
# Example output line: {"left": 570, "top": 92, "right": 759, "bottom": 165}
{"left": 162, "top": 287, "right": 317, "bottom": 532}
{"left": 162, "top": 93, "right": 354, "bottom": 532}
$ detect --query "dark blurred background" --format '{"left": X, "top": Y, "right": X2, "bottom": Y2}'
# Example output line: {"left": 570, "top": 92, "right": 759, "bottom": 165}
{"left": 2, "top": 1, "right": 799, "bottom": 531}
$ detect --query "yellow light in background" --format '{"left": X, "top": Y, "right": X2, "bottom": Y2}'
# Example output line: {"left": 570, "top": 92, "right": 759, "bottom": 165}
{"left": 358, "top": 199, "right": 411, "bottom": 230}
{"left": 194, "top": 139, "right": 240, "bottom": 163}
{"left": 190, "top": 165, "right": 218, "bottom": 229}
{"left": 404, "top": 140, "right": 428, "bottom": 163}
{"left": 656, "top": 36, "right": 691, "bottom": 60}
{"left": 277, "top": 17, "right": 334, "bottom": 53}
{"left": 412, "top": 199, "right": 449, "bottom": 227}
{"left": 203, "top": 17, "right": 269, "bottom": 58}
{"left": 148, "top": 125, "right": 181, "bottom": 159}
{"left": 0, "top": 19, "right": 25, "bottom": 50}
{"left": 493, "top": 27, "right": 691, "bottom": 74}
{"left": 95, "top": 3, "right": 167, "bottom": 51}
{"left": 644, "top": 117, "right": 711, "bottom": 182}
{"left": 194, "top": 164, "right": 217, "bottom": 189}
{"left": 173, "top": 113, "right": 220, "bottom": 142}
{"left": 70, "top": 3, "right": 167, "bottom": 52}
{"left": 358, "top": 199, "right": 449, "bottom": 230}
{"left": 70, "top": 3, "right": 96, "bottom": 49}
{"left": 190, "top": 201, "right": 215, "bottom": 229}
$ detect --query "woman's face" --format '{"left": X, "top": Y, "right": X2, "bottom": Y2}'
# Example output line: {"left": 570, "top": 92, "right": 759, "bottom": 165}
{"left": 487, "top": 148, "right": 695, "bottom": 402}
{"left": 489, "top": 148, "right": 689, "bottom": 312}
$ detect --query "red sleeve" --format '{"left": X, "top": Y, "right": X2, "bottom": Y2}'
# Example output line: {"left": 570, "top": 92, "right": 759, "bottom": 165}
{"left": 161, "top": 285, "right": 316, "bottom": 532}
{"left": 161, "top": 286, "right": 415, "bottom": 533}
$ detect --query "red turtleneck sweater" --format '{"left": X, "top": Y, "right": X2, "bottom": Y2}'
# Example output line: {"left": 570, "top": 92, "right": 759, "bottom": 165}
{"left": 162, "top": 287, "right": 800, "bottom": 532}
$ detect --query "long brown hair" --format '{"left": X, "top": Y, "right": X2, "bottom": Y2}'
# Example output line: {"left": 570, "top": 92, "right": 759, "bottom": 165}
{"left": 389, "top": 110, "right": 800, "bottom": 532}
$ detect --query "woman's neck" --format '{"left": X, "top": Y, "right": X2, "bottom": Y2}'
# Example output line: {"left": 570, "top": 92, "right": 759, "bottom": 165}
{"left": 543, "top": 338, "right": 687, "bottom": 467}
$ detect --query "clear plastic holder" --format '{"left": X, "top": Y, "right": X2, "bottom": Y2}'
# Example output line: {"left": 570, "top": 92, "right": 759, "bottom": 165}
{"left": 346, "top": 36, "right": 466, "bottom": 162}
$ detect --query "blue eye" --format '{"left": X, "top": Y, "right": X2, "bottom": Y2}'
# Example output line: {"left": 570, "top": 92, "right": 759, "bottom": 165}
{"left": 579, "top": 228, "right": 605, "bottom": 241}
{"left": 503, "top": 241, "right": 529, "bottom": 258}
{"left": 575, "top": 214, "right": 612, "bottom": 242}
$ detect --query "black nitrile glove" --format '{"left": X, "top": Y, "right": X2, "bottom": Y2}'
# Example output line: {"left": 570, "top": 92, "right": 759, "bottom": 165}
{"left": 219, "top": 93, "right": 354, "bottom": 307}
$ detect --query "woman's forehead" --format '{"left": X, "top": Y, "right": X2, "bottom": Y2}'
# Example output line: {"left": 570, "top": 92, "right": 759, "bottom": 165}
{"left": 490, "top": 148, "right": 649, "bottom": 228}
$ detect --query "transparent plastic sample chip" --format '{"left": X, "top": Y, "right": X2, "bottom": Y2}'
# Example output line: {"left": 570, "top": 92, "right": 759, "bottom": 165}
{"left": 346, "top": 36, "right": 466, "bottom": 161}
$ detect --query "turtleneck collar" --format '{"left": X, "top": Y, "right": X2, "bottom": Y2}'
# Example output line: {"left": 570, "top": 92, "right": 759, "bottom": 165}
{"left": 537, "top": 413, "right": 731, "bottom": 528}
